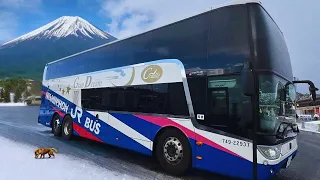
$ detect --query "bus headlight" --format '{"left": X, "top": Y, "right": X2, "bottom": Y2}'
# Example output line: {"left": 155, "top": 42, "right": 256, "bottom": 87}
{"left": 257, "top": 145, "right": 281, "bottom": 160}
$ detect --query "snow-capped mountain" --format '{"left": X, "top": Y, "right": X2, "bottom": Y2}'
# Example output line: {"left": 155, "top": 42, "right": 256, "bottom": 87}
{"left": 2, "top": 16, "right": 115, "bottom": 48}
{"left": 0, "top": 16, "right": 116, "bottom": 79}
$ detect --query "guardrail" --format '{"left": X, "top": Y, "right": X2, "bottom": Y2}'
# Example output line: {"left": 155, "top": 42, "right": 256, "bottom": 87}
{"left": 301, "top": 121, "right": 320, "bottom": 132}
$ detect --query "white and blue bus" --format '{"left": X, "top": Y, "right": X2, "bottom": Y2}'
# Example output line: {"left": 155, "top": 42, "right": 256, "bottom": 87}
{"left": 38, "top": 1, "right": 317, "bottom": 179}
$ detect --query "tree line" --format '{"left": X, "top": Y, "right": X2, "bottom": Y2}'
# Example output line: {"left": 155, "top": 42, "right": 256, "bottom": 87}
{"left": 0, "top": 78, "right": 31, "bottom": 103}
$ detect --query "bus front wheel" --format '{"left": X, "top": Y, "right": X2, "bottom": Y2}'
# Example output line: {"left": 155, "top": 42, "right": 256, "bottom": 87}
{"left": 155, "top": 128, "right": 191, "bottom": 176}
{"left": 62, "top": 116, "right": 73, "bottom": 140}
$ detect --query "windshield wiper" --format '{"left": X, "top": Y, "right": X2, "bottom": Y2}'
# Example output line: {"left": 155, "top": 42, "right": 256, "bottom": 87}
{"left": 276, "top": 122, "right": 299, "bottom": 139}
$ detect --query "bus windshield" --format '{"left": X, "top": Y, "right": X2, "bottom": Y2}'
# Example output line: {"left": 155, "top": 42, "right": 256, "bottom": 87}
{"left": 259, "top": 74, "right": 297, "bottom": 133}
{"left": 252, "top": 4, "right": 298, "bottom": 135}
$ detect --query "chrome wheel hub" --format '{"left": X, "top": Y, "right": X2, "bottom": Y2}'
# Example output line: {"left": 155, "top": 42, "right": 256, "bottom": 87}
{"left": 163, "top": 137, "right": 183, "bottom": 165}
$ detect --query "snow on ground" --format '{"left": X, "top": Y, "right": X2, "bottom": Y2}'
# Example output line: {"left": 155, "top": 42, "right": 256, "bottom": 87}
{"left": 0, "top": 103, "right": 26, "bottom": 107}
{"left": 0, "top": 136, "right": 139, "bottom": 180}
{"left": 298, "top": 121, "right": 320, "bottom": 134}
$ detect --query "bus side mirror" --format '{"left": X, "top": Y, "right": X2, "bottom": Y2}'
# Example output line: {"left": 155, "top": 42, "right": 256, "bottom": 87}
{"left": 241, "top": 69, "right": 254, "bottom": 96}
{"left": 291, "top": 80, "right": 318, "bottom": 101}
{"left": 309, "top": 86, "right": 318, "bottom": 101}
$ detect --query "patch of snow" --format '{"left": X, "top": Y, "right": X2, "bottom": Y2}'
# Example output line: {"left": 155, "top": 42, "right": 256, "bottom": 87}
{"left": 1, "top": 16, "right": 113, "bottom": 47}
{"left": 0, "top": 136, "right": 138, "bottom": 180}
{"left": 0, "top": 102, "right": 27, "bottom": 107}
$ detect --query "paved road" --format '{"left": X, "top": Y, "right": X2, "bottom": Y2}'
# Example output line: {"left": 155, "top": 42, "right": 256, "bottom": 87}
{"left": 0, "top": 106, "right": 319, "bottom": 180}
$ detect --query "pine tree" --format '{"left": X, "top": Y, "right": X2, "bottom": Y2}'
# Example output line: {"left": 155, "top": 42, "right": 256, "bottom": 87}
{"left": 4, "top": 89, "right": 10, "bottom": 102}
{"left": 0, "top": 88, "right": 3, "bottom": 102}
{"left": 14, "top": 89, "right": 21, "bottom": 103}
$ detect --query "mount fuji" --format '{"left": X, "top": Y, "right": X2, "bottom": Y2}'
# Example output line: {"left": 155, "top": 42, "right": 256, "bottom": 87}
{"left": 0, "top": 16, "right": 116, "bottom": 80}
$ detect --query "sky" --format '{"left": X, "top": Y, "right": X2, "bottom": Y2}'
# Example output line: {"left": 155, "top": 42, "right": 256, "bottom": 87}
{"left": 0, "top": 0, "right": 319, "bottom": 92}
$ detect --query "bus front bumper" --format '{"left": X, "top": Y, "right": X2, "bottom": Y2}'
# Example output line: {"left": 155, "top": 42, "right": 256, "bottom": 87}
{"left": 257, "top": 138, "right": 298, "bottom": 180}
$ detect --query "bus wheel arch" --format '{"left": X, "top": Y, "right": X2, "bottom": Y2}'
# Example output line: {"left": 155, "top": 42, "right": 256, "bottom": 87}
{"left": 153, "top": 126, "right": 192, "bottom": 176}
{"left": 51, "top": 112, "right": 62, "bottom": 137}
{"left": 61, "top": 114, "right": 73, "bottom": 140}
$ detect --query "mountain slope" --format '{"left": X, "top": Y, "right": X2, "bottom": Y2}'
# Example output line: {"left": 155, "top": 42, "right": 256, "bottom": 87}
{"left": 0, "top": 16, "right": 116, "bottom": 80}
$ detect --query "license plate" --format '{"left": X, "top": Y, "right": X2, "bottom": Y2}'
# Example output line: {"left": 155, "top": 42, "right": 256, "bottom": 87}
{"left": 286, "top": 156, "right": 292, "bottom": 168}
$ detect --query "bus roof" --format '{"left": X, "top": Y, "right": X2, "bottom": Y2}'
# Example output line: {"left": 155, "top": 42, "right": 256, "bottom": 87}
{"left": 47, "top": 0, "right": 261, "bottom": 66}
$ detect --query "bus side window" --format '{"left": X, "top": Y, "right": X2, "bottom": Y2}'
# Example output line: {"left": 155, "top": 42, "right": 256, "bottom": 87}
{"left": 187, "top": 76, "right": 207, "bottom": 121}
{"left": 81, "top": 88, "right": 102, "bottom": 111}
{"left": 81, "top": 82, "right": 188, "bottom": 116}
{"left": 206, "top": 88, "right": 229, "bottom": 128}
{"left": 167, "top": 83, "right": 189, "bottom": 116}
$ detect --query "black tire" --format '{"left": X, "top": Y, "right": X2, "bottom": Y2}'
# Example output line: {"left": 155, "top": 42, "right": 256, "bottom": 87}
{"left": 51, "top": 114, "right": 62, "bottom": 137}
{"left": 155, "top": 128, "right": 192, "bottom": 176}
{"left": 62, "top": 116, "right": 73, "bottom": 140}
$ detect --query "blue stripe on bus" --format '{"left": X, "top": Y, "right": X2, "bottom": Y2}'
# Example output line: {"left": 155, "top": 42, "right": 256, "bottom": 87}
{"left": 195, "top": 143, "right": 253, "bottom": 180}
{"left": 195, "top": 143, "right": 297, "bottom": 180}
{"left": 101, "top": 123, "right": 152, "bottom": 155}
{"left": 109, "top": 112, "right": 162, "bottom": 141}
{"left": 257, "top": 150, "right": 297, "bottom": 180}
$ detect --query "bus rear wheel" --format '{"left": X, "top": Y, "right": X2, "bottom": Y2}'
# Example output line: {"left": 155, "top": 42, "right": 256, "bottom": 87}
{"left": 155, "top": 129, "right": 191, "bottom": 176}
{"left": 51, "top": 114, "right": 61, "bottom": 137}
{"left": 62, "top": 116, "right": 73, "bottom": 140}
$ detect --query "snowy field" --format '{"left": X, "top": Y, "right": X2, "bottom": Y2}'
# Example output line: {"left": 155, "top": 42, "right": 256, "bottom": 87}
{"left": 0, "top": 136, "right": 138, "bottom": 180}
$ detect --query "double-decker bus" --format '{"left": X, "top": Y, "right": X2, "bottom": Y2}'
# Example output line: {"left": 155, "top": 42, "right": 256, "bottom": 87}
{"left": 38, "top": 0, "right": 317, "bottom": 179}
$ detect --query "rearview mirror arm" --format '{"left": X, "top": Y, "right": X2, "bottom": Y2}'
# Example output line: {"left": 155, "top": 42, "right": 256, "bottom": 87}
{"left": 288, "top": 80, "right": 319, "bottom": 101}
{"left": 291, "top": 80, "right": 316, "bottom": 88}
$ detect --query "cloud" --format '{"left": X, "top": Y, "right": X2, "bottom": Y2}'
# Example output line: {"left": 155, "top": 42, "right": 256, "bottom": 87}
{"left": 100, "top": 0, "right": 227, "bottom": 38}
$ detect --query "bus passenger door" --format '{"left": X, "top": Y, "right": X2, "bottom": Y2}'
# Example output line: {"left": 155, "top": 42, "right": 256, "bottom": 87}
{"left": 205, "top": 87, "right": 229, "bottom": 131}
{"left": 193, "top": 86, "right": 230, "bottom": 171}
